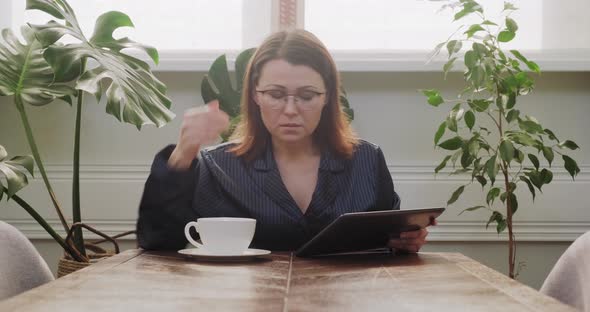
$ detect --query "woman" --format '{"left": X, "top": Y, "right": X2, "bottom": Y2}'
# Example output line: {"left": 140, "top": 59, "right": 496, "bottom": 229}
{"left": 137, "top": 30, "right": 432, "bottom": 252}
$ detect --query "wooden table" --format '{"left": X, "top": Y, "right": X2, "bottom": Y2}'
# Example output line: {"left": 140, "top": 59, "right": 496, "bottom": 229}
{"left": 0, "top": 250, "right": 574, "bottom": 311}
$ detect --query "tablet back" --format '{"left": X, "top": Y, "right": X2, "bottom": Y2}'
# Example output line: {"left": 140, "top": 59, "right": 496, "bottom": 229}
{"left": 295, "top": 207, "right": 445, "bottom": 257}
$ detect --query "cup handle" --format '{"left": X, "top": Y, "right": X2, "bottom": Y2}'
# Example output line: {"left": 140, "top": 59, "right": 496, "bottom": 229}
{"left": 184, "top": 221, "right": 203, "bottom": 248}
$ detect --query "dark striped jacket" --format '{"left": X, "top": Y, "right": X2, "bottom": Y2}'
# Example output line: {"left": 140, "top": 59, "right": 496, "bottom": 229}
{"left": 137, "top": 140, "right": 400, "bottom": 251}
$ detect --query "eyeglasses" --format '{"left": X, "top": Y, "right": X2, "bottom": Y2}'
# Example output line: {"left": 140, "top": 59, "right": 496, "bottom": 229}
{"left": 255, "top": 89, "right": 326, "bottom": 111}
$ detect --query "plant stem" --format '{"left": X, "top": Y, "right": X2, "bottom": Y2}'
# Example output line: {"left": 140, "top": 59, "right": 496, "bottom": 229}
{"left": 499, "top": 106, "right": 516, "bottom": 279}
{"left": 72, "top": 59, "right": 87, "bottom": 257}
{"left": 14, "top": 96, "right": 70, "bottom": 234}
{"left": 503, "top": 160, "right": 516, "bottom": 279}
{"left": 12, "top": 194, "right": 87, "bottom": 262}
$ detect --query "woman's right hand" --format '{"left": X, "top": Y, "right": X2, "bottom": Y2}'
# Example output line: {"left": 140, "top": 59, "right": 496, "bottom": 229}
{"left": 168, "top": 100, "right": 230, "bottom": 169}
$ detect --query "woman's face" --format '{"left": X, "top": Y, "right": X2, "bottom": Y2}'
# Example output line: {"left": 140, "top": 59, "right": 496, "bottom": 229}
{"left": 255, "top": 59, "right": 327, "bottom": 146}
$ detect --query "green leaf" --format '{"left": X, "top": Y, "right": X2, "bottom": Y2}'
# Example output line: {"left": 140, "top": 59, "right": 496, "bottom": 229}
{"left": 464, "top": 50, "right": 478, "bottom": 68}
{"left": 504, "top": 2, "right": 518, "bottom": 11}
{"left": 340, "top": 89, "right": 355, "bottom": 121}
{"left": 439, "top": 137, "right": 463, "bottom": 150}
{"left": 482, "top": 20, "right": 498, "bottom": 26}
{"left": 525, "top": 171, "right": 544, "bottom": 191}
{"left": 447, "top": 185, "right": 465, "bottom": 205}
{"left": 563, "top": 155, "right": 581, "bottom": 180}
{"left": 446, "top": 40, "right": 462, "bottom": 55}
{"left": 542, "top": 146, "right": 554, "bottom": 166}
{"left": 203, "top": 54, "right": 241, "bottom": 116}
{"left": 450, "top": 150, "right": 462, "bottom": 168}
{"left": 505, "top": 17, "right": 519, "bottom": 32}
{"left": 528, "top": 154, "right": 540, "bottom": 170}
{"left": 486, "top": 187, "right": 501, "bottom": 205}
{"left": 509, "top": 133, "right": 536, "bottom": 146}
{"left": 558, "top": 140, "right": 580, "bottom": 150}
{"left": 446, "top": 116, "right": 458, "bottom": 132}
{"left": 29, "top": 3, "right": 175, "bottom": 129}
{"left": 459, "top": 205, "right": 486, "bottom": 215}
{"left": 435, "top": 155, "right": 452, "bottom": 174}
{"left": 0, "top": 146, "right": 32, "bottom": 199}
{"left": 510, "top": 50, "right": 540, "bottom": 73}
{"left": 486, "top": 211, "right": 504, "bottom": 230}
{"left": 7, "top": 156, "right": 35, "bottom": 177}
{"left": 520, "top": 176, "right": 536, "bottom": 201}
{"left": 422, "top": 89, "right": 444, "bottom": 106}
{"left": 506, "top": 92, "right": 516, "bottom": 109}
{"left": 496, "top": 219, "right": 507, "bottom": 234}
{"left": 486, "top": 155, "right": 498, "bottom": 185}
{"left": 514, "top": 149, "right": 525, "bottom": 164}
{"left": 235, "top": 48, "right": 256, "bottom": 92}
{"left": 465, "top": 24, "right": 485, "bottom": 38}
{"left": 507, "top": 192, "right": 518, "bottom": 214}
{"left": 469, "top": 65, "right": 485, "bottom": 88}
{"left": 0, "top": 26, "right": 76, "bottom": 106}
{"left": 541, "top": 168, "right": 553, "bottom": 184}
{"left": 519, "top": 120, "right": 544, "bottom": 134}
{"left": 446, "top": 105, "right": 463, "bottom": 132}
{"left": 464, "top": 110, "right": 475, "bottom": 131}
{"left": 435, "top": 122, "right": 446, "bottom": 146}
{"left": 443, "top": 57, "right": 457, "bottom": 79}
{"left": 506, "top": 109, "right": 520, "bottom": 123}
{"left": 486, "top": 211, "right": 506, "bottom": 234}
{"left": 454, "top": 2, "right": 483, "bottom": 21}
{"left": 472, "top": 43, "right": 489, "bottom": 58}
{"left": 467, "top": 99, "right": 491, "bottom": 112}
{"left": 476, "top": 175, "right": 487, "bottom": 188}
{"left": 200, "top": 75, "right": 218, "bottom": 104}
{"left": 498, "top": 31, "right": 516, "bottom": 42}
{"left": 467, "top": 137, "right": 480, "bottom": 157}
{"left": 544, "top": 129, "right": 559, "bottom": 141}
{"left": 461, "top": 149, "right": 473, "bottom": 169}
{"left": 499, "top": 140, "right": 515, "bottom": 164}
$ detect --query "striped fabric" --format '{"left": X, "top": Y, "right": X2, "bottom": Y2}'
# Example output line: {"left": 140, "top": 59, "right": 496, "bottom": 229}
{"left": 137, "top": 140, "right": 400, "bottom": 251}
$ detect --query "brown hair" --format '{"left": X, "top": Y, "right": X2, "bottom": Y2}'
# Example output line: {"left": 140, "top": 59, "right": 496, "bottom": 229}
{"left": 230, "top": 29, "right": 358, "bottom": 161}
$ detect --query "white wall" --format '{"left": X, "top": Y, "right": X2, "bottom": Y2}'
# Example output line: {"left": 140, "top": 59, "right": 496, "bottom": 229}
{"left": 1, "top": 70, "right": 589, "bottom": 290}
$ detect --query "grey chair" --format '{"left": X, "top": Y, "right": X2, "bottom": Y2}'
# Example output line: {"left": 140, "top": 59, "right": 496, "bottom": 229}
{"left": 541, "top": 231, "right": 590, "bottom": 311}
{"left": 0, "top": 221, "right": 54, "bottom": 300}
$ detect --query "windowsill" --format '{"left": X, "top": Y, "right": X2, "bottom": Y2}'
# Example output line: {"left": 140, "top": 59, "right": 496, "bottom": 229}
{"left": 144, "top": 49, "right": 590, "bottom": 72}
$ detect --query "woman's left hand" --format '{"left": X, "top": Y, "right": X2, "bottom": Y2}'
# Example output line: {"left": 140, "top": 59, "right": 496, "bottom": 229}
{"left": 388, "top": 219, "right": 437, "bottom": 253}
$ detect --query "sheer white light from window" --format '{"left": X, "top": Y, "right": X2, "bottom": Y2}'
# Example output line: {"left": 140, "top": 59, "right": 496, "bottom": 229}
{"left": 305, "top": 0, "right": 542, "bottom": 50}
{"left": 11, "top": 0, "right": 244, "bottom": 50}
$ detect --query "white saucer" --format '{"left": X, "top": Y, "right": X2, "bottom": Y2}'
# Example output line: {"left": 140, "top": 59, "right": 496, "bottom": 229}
{"left": 178, "top": 248, "right": 271, "bottom": 262}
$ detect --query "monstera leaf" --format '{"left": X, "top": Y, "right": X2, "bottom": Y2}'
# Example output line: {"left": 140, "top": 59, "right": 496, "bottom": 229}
{"left": 26, "top": 0, "right": 174, "bottom": 129}
{"left": 0, "top": 25, "right": 76, "bottom": 106}
{"left": 0, "top": 145, "right": 34, "bottom": 201}
{"left": 201, "top": 48, "right": 256, "bottom": 118}
{"left": 201, "top": 48, "right": 355, "bottom": 141}
{"left": 201, "top": 48, "right": 255, "bottom": 141}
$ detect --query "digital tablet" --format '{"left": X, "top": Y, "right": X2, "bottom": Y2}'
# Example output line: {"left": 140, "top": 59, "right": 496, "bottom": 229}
{"left": 295, "top": 207, "right": 445, "bottom": 257}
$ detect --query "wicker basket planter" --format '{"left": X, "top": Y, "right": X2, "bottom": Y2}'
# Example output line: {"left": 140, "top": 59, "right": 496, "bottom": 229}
{"left": 57, "top": 252, "right": 114, "bottom": 277}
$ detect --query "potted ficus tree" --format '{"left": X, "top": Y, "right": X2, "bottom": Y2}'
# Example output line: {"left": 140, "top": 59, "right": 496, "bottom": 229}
{"left": 422, "top": 0, "right": 580, "bottom": 279}
{"left": 200, "top": 48, "right": 355, "bottom": 140}
{"left": 0, "top": 0, "right": 174, "bottom": 275}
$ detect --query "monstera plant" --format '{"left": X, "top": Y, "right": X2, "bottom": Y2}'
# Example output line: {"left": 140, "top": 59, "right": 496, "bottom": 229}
{"left": 201, "top": 49, "right": 355, "bottom": 140}
{"left": 0, "top": 0, "right": 174, "bottom": 262}
{"left": 423, "top": 0, "right": 580, "bottom": 279}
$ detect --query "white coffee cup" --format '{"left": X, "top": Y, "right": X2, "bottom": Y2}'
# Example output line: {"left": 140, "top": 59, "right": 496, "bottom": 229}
{"left": 184, "top": 217, "right": 256, "bottom": 255}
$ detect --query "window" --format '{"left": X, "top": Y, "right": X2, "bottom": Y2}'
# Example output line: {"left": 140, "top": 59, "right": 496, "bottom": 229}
{"left": 305, "top": 0, "right": 542, "bottom": 50}
{"left": 2, "top": 0, "right": 588, "bottom": 71}
{"left": 10, "top": 0, "right": 246, "bottom": 50}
